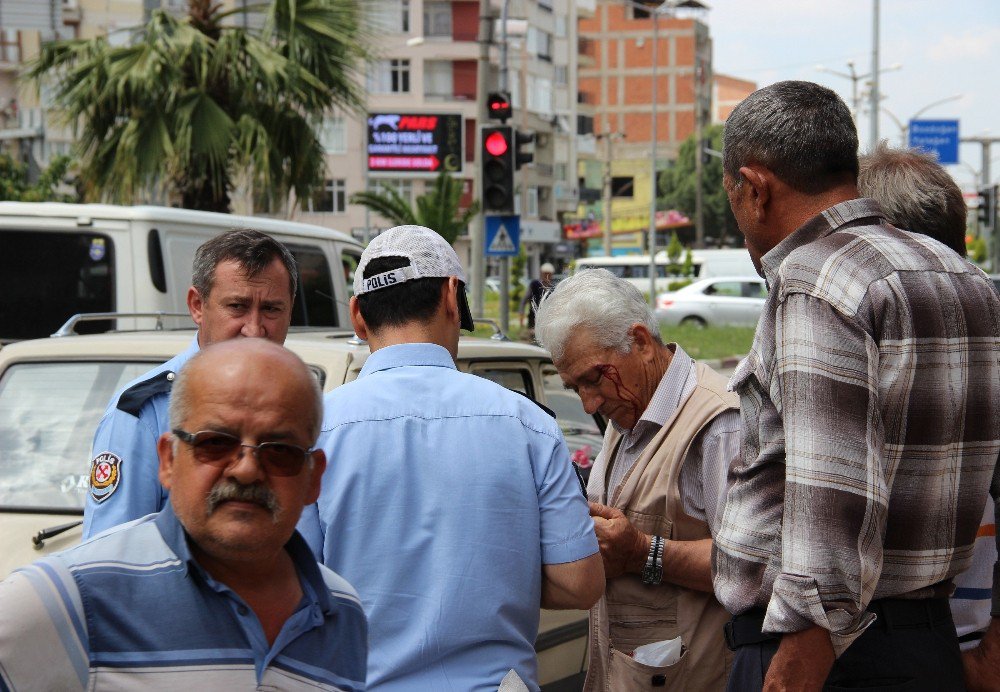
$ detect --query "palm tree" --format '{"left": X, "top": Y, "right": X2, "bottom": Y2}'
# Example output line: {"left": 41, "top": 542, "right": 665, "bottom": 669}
{"left": 350, "top": 170, "right": 480, "bottom": 245}
{"left": 23, "top": 0, "right": 371, "bottom": 212}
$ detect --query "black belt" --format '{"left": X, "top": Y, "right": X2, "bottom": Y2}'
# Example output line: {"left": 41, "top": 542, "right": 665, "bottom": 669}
{"left": 724, "top": 598, "right": 953, "bottom": 651}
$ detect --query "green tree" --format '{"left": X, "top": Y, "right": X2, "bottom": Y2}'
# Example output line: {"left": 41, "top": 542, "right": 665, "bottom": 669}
{"left": 24, "top": 0, "right": 371, "bottom": 212}
{"left": 350, "top": 170, "right": 480, "bottom": 245}
{"left": 658, "top": 124, "right": 739, "bottom": 247}
{"left": 0, "top": 152, "right": 78, "bottom": 202}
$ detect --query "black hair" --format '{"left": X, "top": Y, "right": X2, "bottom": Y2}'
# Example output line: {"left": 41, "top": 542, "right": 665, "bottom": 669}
{"left": 356, "top": 256, "right": 447, "bottom": 332}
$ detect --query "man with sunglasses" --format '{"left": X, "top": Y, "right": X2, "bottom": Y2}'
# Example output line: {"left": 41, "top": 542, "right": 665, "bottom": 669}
{"left": 0, "top": 338, "right": 367, "bottom": 690}
{"left": 84, "top": 229, "right": 298, "bottom": 539}
{"left": 299, "top": 224, "right": 604, "bottom": 691}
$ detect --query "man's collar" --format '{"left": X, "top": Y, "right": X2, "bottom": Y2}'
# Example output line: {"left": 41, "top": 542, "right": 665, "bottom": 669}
{"left": 153, "top": 501, "right": 336, "bottom": 614}
{"left": 759, "top": 198, "right": 887, "bottom": 285}
{"left": 359, "top": 342, "right": 457, "bottom": 378}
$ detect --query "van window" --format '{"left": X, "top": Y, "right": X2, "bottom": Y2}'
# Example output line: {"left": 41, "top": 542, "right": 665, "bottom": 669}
{"left": 0, "top": 231, "right": 115, "bottom": 340}
{"left": 287, "top": 244, "right": 337, "bottom": 327}
{"left": 341, "top": 249, "right": 361, "bottom": 298}
{"left": 0, "top": 361, "right": 153, "bottom": 511}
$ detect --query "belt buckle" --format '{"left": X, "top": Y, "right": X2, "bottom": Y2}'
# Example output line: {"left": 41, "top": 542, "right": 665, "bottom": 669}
{"left": 723, "top": 620, "right": 737, "bottom": 651}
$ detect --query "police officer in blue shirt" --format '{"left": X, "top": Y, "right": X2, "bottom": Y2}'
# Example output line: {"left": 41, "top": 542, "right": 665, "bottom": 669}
{"left": 83, "top": 230, "right": 298, "bottom": 539}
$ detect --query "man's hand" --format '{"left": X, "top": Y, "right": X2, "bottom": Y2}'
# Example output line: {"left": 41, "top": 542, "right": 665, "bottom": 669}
{"left": 763, "top": 626, "right": 834, "bottom": 692}
{"left": 589, "top": 502, "right": 648, "bottom": 579}
{"left": 963, "top": 618, "right": 1000, "bottom": 692}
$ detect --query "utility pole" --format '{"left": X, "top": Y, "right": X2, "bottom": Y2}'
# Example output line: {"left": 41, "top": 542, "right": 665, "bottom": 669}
{"left": 599, "top": 130, "right": 623, "bottom": 256}
{"left": 868, "top": 0, "right": 880, "bottom": 151}
{"left": 471, "top": 0, "right": 492, "bottom": 318}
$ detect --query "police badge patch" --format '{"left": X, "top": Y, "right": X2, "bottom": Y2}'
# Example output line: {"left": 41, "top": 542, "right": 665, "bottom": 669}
{"left": 90, "top": 452, "right": 122, "bottom": 503}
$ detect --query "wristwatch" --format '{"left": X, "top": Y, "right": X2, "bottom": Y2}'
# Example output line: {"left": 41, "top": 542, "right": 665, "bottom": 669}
{"left": 642, "top": 535, "right": 664, "bottom": 585}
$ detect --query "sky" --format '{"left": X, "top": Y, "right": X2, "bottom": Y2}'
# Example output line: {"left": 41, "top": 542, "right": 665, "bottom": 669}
{"left": 702, "top": 0, "right": 1000, "bottom": 191}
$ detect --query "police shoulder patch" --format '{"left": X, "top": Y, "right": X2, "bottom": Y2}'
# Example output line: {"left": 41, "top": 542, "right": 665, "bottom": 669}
{"left": 90, "top": 451, "right": 122, "bottom": 504}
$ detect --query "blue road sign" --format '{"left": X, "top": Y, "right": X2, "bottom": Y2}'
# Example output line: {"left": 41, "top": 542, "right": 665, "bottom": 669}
{"left": 485, "top": 214, "right": 520, "bottom": 256}
{"left": 908, "top": 119, "right": 959, "bottom": 164}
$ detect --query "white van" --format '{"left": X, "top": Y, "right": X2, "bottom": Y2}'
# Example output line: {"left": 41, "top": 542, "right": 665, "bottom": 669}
{"left": 574, "top": 248, "right": 755, "bottom": 294}
{"left": 0, "top": 203, "right": 364, "bottom": 341}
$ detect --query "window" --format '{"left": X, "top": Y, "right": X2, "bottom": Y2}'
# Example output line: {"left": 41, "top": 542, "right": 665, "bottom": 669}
{"left": 286, "top": 244, "right": 337, "bottom": 327}
{"left": 611, "top": 176, "right": 634, "bottom": 198}
{"left": 577, "top": 114, "right": 594, "bottom": 135}
{"left": 371, "top": 178, "right": 413, "bottom": 204}
{"left": 319, "top": 115, "right": 346, "bottom": 154}
{"left": 469, "top": 366, "right": 533, "bottom": 397}
{"left": 554, "top": 163, "right": 568, "bottom": 181}
{"left": 0, "top": 361, "right": 155, "bottom": 510}
{"left": 368, "top": 59, "right": 411, "bottom": 94}
{"left": 368, "top": 0, "right": 409, "bottom": 33}
{"left": 342, "top": 249, "right": 361, "bottom": 297}
{"left": 310, "top": 179, "right": 347, "bottom": 213}
{"left": 423, "top": 1, "right": 452, "bottom": 37}
{"left": 554, "top": 65, "right": 569, "bottom": 87}
{"left": 0, "top": 231, "right": 115, "bottom": 340}
{"left": 424, "top": 60, "right": 453, "bottom": 99}
{"left": 527, "top": 187, "right": 539, "bottom": 217}
{"left": 528, "top": 27, "right": 553, "bottom": 61}
{"left": 527, "top": 76, "right": 553, "bottom": 116}
{"left": 0, "top": 30, "right": 20, "bottom": 63}
{"left": 555, "top": 15, "right": 568, "bottom": 38}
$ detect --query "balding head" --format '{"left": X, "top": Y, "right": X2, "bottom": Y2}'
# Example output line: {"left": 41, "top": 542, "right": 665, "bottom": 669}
{"left": 169, "top": 339, "right": 322, "bottom": 441}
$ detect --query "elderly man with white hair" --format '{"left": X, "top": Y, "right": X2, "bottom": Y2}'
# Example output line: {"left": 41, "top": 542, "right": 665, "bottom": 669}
{"left": 534, "top": 268, "right": 741, "bottom": 691}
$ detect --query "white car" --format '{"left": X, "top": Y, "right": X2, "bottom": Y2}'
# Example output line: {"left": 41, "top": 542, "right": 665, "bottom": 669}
{"left": 0, "top": 322, "right": 600, "bottom": 689}
{"left": 655, "top": 275, "right": 767, "bottom": 327}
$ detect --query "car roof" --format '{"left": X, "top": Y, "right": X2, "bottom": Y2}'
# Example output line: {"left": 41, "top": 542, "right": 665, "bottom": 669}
{"left": 0, "top": 328, "right": 553, "bottom": 364}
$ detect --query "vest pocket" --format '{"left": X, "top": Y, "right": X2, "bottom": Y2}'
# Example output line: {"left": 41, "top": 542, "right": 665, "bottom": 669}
{"left": 608, "top": 612, "right": 679, "bottom": 653}
{"left": 608, "top": 644, "right": 688, "bottom": 690}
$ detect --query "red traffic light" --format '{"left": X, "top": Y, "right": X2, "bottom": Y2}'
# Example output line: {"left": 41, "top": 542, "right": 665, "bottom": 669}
{"left": 485, "top": 131, "right": 510, "bottom": 157}
{"left": 487, "top": 91, "right": 512, "bottom": 122}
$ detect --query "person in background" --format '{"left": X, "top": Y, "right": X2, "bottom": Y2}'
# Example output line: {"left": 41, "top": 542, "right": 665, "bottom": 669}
{"left": 0, "top": 339, "right": 367, "bottom": 690}
{"left": 84, "top": 230, "right": 297, "bottom": 539}
{"left": 301, "top": 225, "right": 603, "bottom": 691}
{"left": 858, "top": 141, "right": 997, "bottom": 657}
{"left": 714, "top": 80, "right": 1000, "bottom": 691}
{"left": 520, "top": 261, "right": 555, "bottom": 341}
{"left": 534, "top": 268, "right": 741, "bottom": 691}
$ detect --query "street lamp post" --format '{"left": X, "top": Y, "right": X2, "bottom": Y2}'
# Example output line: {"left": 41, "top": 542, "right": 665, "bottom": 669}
{"left": 816, "top": 60, "right": 901, "bottom": 123}
{"left": 881, "top": 94, "right": 962, "bottom": 147}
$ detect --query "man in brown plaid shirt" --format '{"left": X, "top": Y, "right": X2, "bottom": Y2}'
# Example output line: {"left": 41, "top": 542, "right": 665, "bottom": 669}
{"left": 712, "top": 80, "right": 1000, "bottom": 691}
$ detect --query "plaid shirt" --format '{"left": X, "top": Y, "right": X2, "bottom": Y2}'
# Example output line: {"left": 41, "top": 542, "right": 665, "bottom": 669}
{"left": 712, "top": 198, "right": 1000, "bottom": 655}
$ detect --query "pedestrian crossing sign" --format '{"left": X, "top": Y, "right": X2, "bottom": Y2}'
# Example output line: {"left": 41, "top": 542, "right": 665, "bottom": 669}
{"left": 485, "top": 215, "right": 520, "bottom": 256}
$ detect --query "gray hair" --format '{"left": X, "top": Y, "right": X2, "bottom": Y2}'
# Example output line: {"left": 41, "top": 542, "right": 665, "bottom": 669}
{"left": 534, "top": 268, "right": 661, "bottom": 362}
{"left": 858, "top": 141, "right": 967, "bottom": 256}
{"left": 191, "top": 229, "right": 298, "bottom": 301}
{"left": 169, "top": 349, "right": 324, "bottom": 443}
{"left": 723, "top": 80, "right": 859, "bottom": 194}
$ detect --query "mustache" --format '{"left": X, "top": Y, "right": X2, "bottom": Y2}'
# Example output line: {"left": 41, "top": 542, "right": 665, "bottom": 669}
{"left": 206, "top": 479, "right": 279, "bottom": 520}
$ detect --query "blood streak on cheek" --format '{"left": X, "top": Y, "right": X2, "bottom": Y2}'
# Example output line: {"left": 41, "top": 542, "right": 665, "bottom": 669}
{"left": 596, "top": 364, "right": 643, "bottom": 418}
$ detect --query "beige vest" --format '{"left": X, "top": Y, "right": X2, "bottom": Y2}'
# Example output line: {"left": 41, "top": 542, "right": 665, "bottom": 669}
{"left": 584, "top": 362, "right": 737, "bottom": 692}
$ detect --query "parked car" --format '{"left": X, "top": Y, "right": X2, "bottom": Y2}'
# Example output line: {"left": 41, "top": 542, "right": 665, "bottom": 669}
{"left": 655, "top": 275, "right": 768, "bottom": 327}
{"left": 0, "top": 321, "right": 599, "bottom": 689}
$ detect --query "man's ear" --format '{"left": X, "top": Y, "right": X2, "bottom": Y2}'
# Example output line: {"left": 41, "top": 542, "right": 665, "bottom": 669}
{"left": 304, "top": 450, "right": 327, "bottom": 505}
{"left": 187, "top": 286, "right": 205, "bottom": 328}
{"left": 442, "top": 276, "right": 461, "bottom": 326}
{"left": 739, "top": 165, "right": 771, "bottom": 222}
{"left": 630, "top": 323, "right": 657, "bottom": 358}
{"left": 158, "top": 433, "right": 176, "bottom": 491}
{"left": 349, "top": 296, "right": 369, "bottom": 340}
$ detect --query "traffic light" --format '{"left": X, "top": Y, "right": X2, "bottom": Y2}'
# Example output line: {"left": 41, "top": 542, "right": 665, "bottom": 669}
{"left": 515, "top": 130, "right": 535, "bottom": 170}
{"left": 482, "top": 125, "right": 514, "bottom": 213}
{"left": 487, "top": 92, "right": 512, "bottom": 122}
{"left": 978, "top": 187, "right": 994, "bottom": 226}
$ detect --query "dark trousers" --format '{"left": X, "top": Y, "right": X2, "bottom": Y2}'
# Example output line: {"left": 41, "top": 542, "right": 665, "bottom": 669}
{"left": 724, "top": 599, "right": 965, "bottom": 692}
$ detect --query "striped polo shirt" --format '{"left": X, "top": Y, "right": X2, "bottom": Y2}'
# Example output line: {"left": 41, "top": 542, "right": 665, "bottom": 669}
{"left": 0, "top": 504, "right": 367, "bottom": 691}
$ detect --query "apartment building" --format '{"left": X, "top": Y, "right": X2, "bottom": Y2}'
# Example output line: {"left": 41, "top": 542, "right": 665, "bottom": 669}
{"left": 290, "top": 0, "right": 591, "bottom": 275}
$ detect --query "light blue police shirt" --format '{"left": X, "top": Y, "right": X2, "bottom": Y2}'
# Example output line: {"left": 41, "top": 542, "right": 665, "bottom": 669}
{"left": 0, "top": 502, "right": 368, "bottom": 691}
{"left": 82, "top": 337, "right": 199, "bottom": 539}
{"left": 300, "top": 342, "right": 598, "bottom": 692}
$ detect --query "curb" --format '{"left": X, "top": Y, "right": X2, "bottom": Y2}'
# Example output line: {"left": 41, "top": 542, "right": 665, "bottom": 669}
{"left": 699, "top": 354, "right": 745, "bottom": 371}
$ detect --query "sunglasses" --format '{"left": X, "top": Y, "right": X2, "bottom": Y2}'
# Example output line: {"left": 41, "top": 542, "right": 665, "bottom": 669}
{"left": 172, "top": 429, "right": 314, "bottom": 477}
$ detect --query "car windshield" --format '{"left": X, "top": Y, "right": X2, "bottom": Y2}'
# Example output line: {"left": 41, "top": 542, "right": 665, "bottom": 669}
{"left": 0, "top": 361, "right": 153, "bottom": 511}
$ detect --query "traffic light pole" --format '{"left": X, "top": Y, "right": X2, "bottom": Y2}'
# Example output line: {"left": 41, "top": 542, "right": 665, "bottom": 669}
{"left": 963, "top": 136, "right": 998, "bottom": 270}
{"left": 471, "top": 0, "right": 492, "bottom": 319}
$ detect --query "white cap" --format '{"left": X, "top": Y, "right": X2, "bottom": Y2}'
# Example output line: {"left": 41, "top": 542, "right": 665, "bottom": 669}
{"left": 540, "top": 262, "right": 555, "bottom": 274}
{"left": 355, "top": 224, "right": 474, "bottom": 331}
